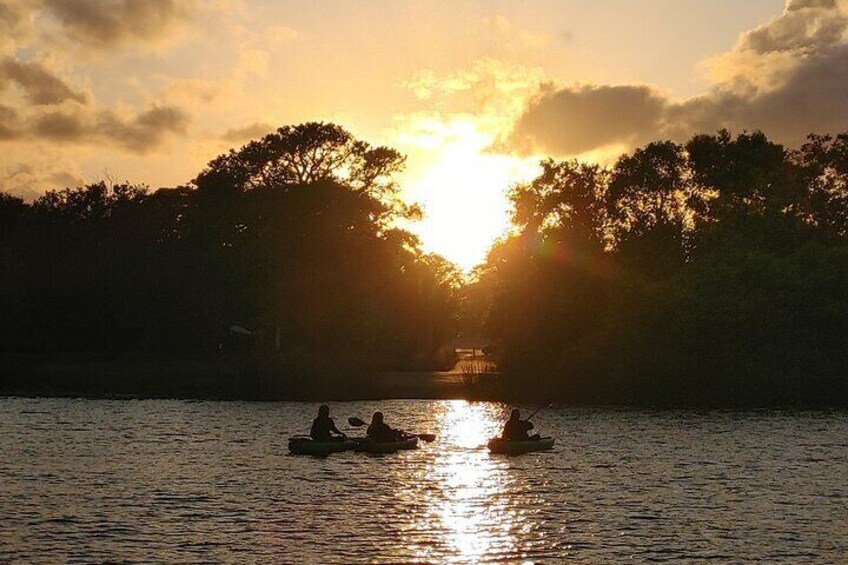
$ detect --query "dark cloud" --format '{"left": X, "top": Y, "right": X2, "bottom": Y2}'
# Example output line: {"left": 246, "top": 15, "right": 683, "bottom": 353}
{"left": 0, "top": 1, "right": 30, "bottom": 48}
{"left": 221, "top": 122, "right": 274, "bottom": 143}
{"left": 0, "top": 57, "right": 87, "bottom": 105}
{"left": 0, "top": 2, "right": 24, "bottom": 34}
{"left": 669, "top": 43, "right": 848, "bottom": 145}
{"left": 506, "top": 84, "right": 668, "bottom": 155}
{"left": 95, "top": 105, "right": 190, "bottom": 152}
{"left": 503, "top": 0, "right": 848, "bottom": 156}
{"left": 0, "top": 103, "right": 21, "bottom": 138}
{"left": 41, "top": 0, "right": 190, "bottom": 47}
{"left": 2, "top": 104, "right": 190, "bottom": 152}
{"left": 32, "top": 110, "right": 86, "bottom": 140}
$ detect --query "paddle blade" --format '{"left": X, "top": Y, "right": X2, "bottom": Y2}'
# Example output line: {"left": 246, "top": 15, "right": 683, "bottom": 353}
{"left": 348, "top": 417, "right": 367, "bottom": 427}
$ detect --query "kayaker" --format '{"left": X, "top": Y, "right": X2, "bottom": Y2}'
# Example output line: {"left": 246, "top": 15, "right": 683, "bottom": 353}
{"left": 310, "top": 405, "right": 346, "bottom": 442}
{"left": 501, "top": 408, "right": 541, "bottom": 441}
{"left": 366, "top": 411, "right": 404, "bottom": 443}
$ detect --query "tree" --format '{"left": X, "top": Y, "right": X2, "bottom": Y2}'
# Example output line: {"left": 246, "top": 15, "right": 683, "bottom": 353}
{"left": 607, "top": 141, "right": 693, "bottom": 236}
{"left": 510, "top": 158, "right": 609, "bottom": 242}
{"left": 686, "top": 130, "right": 798, "bottom": 219}
{"left": 193, "top": 122, "right": 413, "bottom": 224}
{"left": 793, "top": 133, "right": 848, "bottom": 238}
{"left": 606, "top": 141, "right": 694, "bottom": 272}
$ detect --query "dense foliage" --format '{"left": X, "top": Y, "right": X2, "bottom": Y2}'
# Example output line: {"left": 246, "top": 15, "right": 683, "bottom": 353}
{"left": 3, "top": 125, "right": 847, "bottom": 405}
{"left": 0, "top": 123, "right": 459, "bottom": 398}
{"left": 475, "top": 130, "right": 848, "bottom": 405}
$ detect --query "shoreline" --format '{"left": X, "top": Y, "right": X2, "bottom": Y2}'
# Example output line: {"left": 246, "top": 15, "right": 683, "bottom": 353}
{"left": 2, "top": 380, "right": 846, "bottom": 409}
{"left": 2, "top": 354, "right": 846, "bottom": 408}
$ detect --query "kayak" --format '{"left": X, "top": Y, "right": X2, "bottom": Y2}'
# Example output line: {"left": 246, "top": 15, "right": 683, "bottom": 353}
{"left": 353, "top": 436, "right": 419, "bottom": 454}
{"left": 288, "top": 437, "right": 354, "bottom": 456}
{"left": 487, "top": 437, "right": 555, "bottom": 455}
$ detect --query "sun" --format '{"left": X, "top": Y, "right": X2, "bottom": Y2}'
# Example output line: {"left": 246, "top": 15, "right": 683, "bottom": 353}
{"left": 403, "top": 128, "right": 539, "bottom": 271}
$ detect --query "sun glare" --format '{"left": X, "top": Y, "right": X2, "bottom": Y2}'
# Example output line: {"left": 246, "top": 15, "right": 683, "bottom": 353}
{"left": 403, "top": 129, "right": 539, "bottom": 271}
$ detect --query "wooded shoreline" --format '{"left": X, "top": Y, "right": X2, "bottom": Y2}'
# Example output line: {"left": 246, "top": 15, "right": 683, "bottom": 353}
{"left": 4, "top": 125, "right": 848, "bottom": 407}
{"left": 3, "top": 358, "right": 846, "bottom": 407}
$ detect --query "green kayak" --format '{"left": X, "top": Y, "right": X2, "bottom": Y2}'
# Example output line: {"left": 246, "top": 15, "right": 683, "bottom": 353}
{"left": 288, "top": 437, "right": 354, "bottom": 456}
{"left": 487, "top": 437, "right": 555, "bottom": 455}
{"left": 353, "top": 436, "right": 419, "bottom": 454}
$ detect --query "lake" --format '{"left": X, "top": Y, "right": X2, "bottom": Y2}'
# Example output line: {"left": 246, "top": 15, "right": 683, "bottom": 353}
{"left": 1, "top": 398, "right": 846, "bottom": 563}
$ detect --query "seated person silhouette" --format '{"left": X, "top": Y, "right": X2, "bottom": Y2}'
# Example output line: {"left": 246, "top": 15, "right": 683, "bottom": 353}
{"left": 310, "top": 405, "right": 345, "bottom": 442}
{"left": 501, "top": 409, "right": 541, "bottom": 441}
{"left": 366, "top": 411, "right": 404, "bottom": 442}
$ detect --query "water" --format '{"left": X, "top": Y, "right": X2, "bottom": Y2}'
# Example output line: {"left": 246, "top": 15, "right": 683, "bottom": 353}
{"left": 1, "top": 398, "right": 846, "bottom": 563}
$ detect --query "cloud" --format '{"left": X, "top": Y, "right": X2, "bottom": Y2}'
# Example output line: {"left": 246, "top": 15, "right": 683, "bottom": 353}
{"left": 40, "top": 0, "right": 192, "bottom": 48}
{"left": 0, "top": 1, "right": 37, "bottom": 55}
{"left": 502, "top": 0, "right": 848, "bottom": 156}
{"left": 3, "top": 104, "right": 190, "bottom": 152}
{"left": 96, "top": 105, "right": 191, "bottom": 152}
{"left": 0, "top": 0, "right": 196, "bottom": 56}
{"left": 0, "top": 2, "right": 24, "bottom": 36}
{"left": 671, "top": 44, "right": 848, "bottom": 142}
{"left": 403, "top": 58, "right": 544, "bottom": 116}
{"left": 742, "top": 0, "right": 847, "bottom": 55}
{"left": 0, "top": 103, "right": 21, "bottom": 138}
{"left": 221, "top": 122, "right": 273, "bottom": 143}
{"left": 160, "top": 78, "right": 224, "bottom": 106}
{"left": 0, "top": 57, "right": 87, "bottom": 105}
{"left": 0, "top": 154, "right": 86, "bottom": 199}
{"left": 32, "top": 110, "right": 85, "bottom": 140}
{"left": 506, "top": 83, "right": 669, "bottom": 155}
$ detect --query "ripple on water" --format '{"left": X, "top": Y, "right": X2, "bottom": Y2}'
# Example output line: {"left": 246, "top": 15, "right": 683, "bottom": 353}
{"left": 0, "top": 398, "right": 846, "bottom": 563}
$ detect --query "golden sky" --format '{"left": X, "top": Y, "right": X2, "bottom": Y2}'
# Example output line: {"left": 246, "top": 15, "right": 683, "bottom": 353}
{"left": 4, "top": 0, "right": 848, "bottom": 268}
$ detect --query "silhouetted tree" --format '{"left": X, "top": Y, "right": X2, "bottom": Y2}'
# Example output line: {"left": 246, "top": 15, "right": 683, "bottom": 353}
{"left": 687, "top": 130, "right": 799, "bottom": 219}
{"left": 793, "top": 133, "right": 848, "bottom": 238}
{"left": 479, "top": 129, "right": 848, "bottom": 405}
{"left": 0, "top": 123, "right": 457, "bottom": 399}
{"left": 194, "top": 121, "right": 414, "bottom": 223}
{"left": 3, "top": 125, "right": 848, "bottom": 405}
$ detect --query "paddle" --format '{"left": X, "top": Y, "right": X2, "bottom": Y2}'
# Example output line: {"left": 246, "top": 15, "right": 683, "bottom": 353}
{"left": 525, "top": 402, "right": 553, "bottom": 422}
{"left": 348, "top": 417, "right": 437, "bottom": 443}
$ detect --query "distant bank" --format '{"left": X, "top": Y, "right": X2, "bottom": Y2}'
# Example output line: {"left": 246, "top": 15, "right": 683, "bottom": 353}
{"left": 0, "top": 350, "right": 499, "bottom": 402}
{"left": 2, "top": 356, "right": 847, "bottom": 407}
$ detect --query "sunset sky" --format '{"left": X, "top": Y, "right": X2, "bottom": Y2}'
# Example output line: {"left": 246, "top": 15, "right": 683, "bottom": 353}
{"left": 2, "top": 0, "right": 847, "bottom": 268}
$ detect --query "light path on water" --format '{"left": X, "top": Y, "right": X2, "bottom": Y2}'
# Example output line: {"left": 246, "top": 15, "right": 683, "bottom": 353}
{"left": 1, "top": 398, "right": 846, "bottom": 563}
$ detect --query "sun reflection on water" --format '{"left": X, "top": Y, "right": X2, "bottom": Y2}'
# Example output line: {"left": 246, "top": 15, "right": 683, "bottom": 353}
{"left": 416, "top": 400, "right": 532, "bottom": 564}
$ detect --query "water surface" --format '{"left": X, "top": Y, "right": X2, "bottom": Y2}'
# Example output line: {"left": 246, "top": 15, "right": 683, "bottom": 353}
{"left": 1, "top": 398, "right": 846, "bottom": 563}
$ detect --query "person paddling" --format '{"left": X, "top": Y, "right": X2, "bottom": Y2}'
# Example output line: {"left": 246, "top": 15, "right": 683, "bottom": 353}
{"left": 366, "top": 411, "right": 404, "bottom": 443}
{"left": 501, "top": 408, "right": 541, "bottom": 441}
{"left": 310, "top": 405, "right": 346, "bottom": 442}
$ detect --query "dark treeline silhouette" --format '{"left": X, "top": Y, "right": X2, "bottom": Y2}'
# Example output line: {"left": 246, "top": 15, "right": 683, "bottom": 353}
{"left": 0, "top": 123, "right": 459, "bottom": 398}
{"left": 3, "top": 125, "right": 848, "bottom": 405}
{"left": 469, "top": 130, "right": 848, "bottom": 406}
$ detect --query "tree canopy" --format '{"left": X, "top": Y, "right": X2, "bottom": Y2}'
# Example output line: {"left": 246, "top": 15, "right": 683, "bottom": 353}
{"left": 0, "top": 123, "right": 456, "bottom": 399}
{"left": 2, "top": 125, "right": 847, "bottom": 405}
{"left": 471, "top": 129, "right": 848, "bottom": 406}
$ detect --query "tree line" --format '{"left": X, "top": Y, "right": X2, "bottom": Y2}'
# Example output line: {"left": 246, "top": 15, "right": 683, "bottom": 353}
{"left": 0, "top": 123, "right": 459, "bottom": 398}
{"left": 470, "top": 130, "right": 848, "bottom": 405}
{"left": 2, "top": 124, "right": 847, "bottom": 404}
